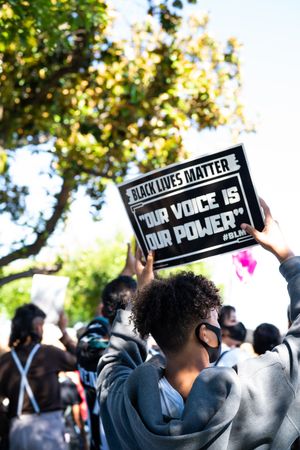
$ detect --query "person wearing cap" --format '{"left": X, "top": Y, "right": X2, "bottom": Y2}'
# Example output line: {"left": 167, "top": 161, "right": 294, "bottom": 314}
{"left": 97, "top": 199, "right": 300, "bottom": 450}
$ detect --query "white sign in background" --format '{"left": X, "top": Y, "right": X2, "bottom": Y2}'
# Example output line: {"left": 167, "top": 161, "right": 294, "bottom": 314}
{"left": 31, "top": 274, "right": 69, "bottom": 324}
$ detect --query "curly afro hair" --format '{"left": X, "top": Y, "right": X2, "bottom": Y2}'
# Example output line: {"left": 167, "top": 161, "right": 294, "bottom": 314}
{"left": 131, "top": 271, "right": 221, "bottom": 354}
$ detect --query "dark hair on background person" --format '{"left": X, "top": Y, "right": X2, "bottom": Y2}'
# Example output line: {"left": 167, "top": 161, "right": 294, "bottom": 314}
{"left": 9, "top": 303, "right": 46, "bottom": 348}
{"left": 222, "top": 322, "right": 247, "bottom": 343}
{"left": 253, "top": 322, "right": 282, "bottom": 355}
{"left": 218, "top": 305, "right": 236, "bottom": 327}
{"left": 132, "top": 271, "right": 222, "bottom": 354}
{"left": 102, "top": 275, "right": 137, "bottom": 325}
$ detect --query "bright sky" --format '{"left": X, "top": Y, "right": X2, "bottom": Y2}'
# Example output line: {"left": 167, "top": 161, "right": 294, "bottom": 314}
{"left": 4, "top": 1, "right": 300, "bottom": 332}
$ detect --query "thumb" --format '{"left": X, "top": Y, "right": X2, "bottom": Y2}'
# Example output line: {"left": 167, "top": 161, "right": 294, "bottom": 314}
{"left": 240, "top": 223, "right": 259, "bottom": 240}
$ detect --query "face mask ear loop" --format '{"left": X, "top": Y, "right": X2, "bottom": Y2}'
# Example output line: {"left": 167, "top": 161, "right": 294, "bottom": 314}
{"left": 194, "top": 322, "right": 222, "bottom": 364}
{"left": 195, "top": 322, "right": 222, "bottom": 345}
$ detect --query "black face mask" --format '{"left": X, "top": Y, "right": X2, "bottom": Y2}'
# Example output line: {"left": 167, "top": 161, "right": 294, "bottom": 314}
{"left": 195, "top": 322, "right": 222, "bottom": 363}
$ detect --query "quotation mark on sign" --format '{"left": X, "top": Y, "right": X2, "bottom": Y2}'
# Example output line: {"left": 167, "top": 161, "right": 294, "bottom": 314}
{"left": 233, "top": 207, "right": 244, "bottom": 216}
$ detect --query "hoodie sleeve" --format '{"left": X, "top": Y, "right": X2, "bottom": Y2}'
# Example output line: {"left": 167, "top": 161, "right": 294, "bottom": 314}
{"left": 276, "top": 256, "right": 300, "bottom": 386}
{"left": 280, "top": 256, "right": 300, "bottom": 322}
{"left": 96, "top": 309, "right": 148, "bottom": 401}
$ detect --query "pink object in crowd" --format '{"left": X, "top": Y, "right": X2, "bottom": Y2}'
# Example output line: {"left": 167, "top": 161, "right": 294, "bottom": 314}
{"left": 232, "top": 250, "right": 257, "bottom": 281}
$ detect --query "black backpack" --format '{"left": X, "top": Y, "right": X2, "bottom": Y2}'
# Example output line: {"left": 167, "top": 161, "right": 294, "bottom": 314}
{"left": 76, "top": 316, "right": 110, "bottom": 376}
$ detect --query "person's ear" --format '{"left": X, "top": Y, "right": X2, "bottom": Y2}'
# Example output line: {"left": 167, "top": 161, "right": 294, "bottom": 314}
{"left": 197, "top": 324, "right": 209, "bottom": 344}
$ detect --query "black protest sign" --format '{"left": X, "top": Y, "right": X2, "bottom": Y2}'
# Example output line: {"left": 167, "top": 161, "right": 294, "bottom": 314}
{"left": 118, "top": 144, "right": 264, "bottom": 270}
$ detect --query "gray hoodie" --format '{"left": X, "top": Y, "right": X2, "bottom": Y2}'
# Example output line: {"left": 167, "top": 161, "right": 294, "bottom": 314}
{"left": 97, "top": 256, "right": 300, "bottom": 450}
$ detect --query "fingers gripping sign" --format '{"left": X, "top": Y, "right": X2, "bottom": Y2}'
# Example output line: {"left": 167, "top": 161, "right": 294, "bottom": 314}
{"left": 135, "top": 248, "right": 155, "bottom": 291}
{"left": 241, "top": 198, "right": 294, "bottom": 263}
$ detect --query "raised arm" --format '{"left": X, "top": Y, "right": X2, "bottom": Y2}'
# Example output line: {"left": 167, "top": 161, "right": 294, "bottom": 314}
{"left": 57, "top": 310, "right": 77, "bottom": 355}
{"left": 119, "top": 242, "right": 136, "bottom": 277}
{"left": 227, "top": 200, "right": 300, "bottom": 450}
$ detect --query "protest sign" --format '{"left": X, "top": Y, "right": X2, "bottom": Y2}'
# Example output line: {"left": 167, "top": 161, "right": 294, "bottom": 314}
{"left": 31, "top": 274, "right": 69, "bottom": 323}
{"left": 118, "top": 144, "right": 264, "bottom": 270}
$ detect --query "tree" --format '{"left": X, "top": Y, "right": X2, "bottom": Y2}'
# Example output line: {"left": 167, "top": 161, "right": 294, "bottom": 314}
{"left": 0, "top": 0, "right": 250, "bottom": 285}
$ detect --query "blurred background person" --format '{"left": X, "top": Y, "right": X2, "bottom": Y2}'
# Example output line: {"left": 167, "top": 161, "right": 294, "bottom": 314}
{"left": 218, "top": 305, "right": 237, "bottom": 327}
{"left": 0, "top": 303, "right": 77, "bottom": 450}
{"left": 60, "top": 372, "right": 89, "bottom": 450}
{"left": 214, "top": 320, "right": 250, "bottom": 367}
{"left": 253, "top": 323, "right": 282, "bottom": 355}
{"left": 79, "top": 243, "right": 137, "bottom": 450}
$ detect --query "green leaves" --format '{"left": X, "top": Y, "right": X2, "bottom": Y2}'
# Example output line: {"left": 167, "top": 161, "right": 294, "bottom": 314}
{"left": 0, "top": 1, "right": 247, "bottom": 171}
{"left": 0, "top": 0, "right": 250, "bottom": 283}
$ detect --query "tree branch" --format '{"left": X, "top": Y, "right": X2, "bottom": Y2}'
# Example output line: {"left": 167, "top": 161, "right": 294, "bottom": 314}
{"left": 0, "top": 263, "right": 63, "bottom": 287}
{"left": 0, "top": 175, "right": 73, "bottom": 268}
{"left": 76, "top": 165, "right": 115, "bottom": 179}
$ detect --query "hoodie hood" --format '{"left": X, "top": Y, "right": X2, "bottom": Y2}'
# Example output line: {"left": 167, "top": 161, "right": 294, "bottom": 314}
{"left": 124, "top": 362, "right": 241, "bottom": 450}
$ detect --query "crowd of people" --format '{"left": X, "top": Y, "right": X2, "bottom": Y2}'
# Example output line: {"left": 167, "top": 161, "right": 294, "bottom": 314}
{"left": 1, "top": 199, "right": 300, "bottom": 450}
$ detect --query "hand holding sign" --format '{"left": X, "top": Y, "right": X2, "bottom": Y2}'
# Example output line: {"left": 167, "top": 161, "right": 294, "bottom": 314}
{"left": 57, "top": 310, "right": 69, "bottom": 333}
{"left": 241, "top": 198, "right": 294, "bottom": 263}
{"left": 135, "top": 248, "right": 154, "bottom": 291}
